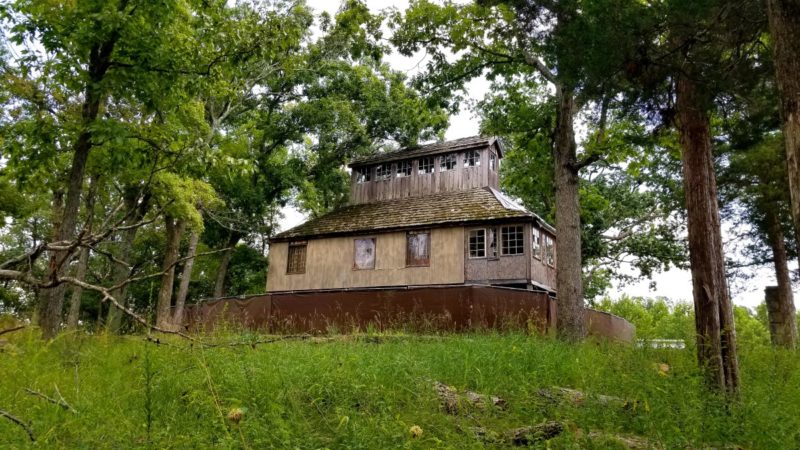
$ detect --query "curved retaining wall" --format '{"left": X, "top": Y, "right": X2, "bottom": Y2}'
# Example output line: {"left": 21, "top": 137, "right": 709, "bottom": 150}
{"left": 186, "top": 285, "right": 634, "bottom": 343}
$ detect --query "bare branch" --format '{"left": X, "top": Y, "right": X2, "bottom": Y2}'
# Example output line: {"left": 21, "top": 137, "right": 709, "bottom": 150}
{"left": 0, "top": 408, "right": 35, "bottom": 442}
{"left": 25, "top": 387, "right": 78, "bottom": 414}
{"left": 0, "top": 325, "right": 26, "bottom": 336}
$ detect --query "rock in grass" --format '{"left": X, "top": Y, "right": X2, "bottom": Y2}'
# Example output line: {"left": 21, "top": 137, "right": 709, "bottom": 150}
{"left": 505, "top": 421, "right": 564, "bottom": 446}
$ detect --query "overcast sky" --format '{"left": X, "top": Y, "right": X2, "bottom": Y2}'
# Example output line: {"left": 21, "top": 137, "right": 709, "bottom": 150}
{"left": 277, "top": 0, "right": 798, "bottom": 309}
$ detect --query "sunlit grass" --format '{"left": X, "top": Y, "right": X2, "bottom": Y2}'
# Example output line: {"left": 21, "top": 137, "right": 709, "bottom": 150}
{"left": 1, "top": 328, "right": 798, "bottom": 448}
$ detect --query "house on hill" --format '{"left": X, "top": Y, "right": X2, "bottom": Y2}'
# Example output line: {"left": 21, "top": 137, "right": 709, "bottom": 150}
{"left": 266, "top": 136, "right": 557, "bottom": 293}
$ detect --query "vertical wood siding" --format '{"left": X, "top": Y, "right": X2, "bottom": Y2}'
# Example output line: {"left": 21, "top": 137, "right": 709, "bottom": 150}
{"left": 267, "top": 227, "right": 465, "bottom": 291}
{"left": 349, "top": 145, "right": 501, "bottom": 204}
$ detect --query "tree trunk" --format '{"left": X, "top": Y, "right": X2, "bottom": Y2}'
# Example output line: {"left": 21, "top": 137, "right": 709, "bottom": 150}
{"left": 766, "top": 0, "right": 800, "bottom": 264}
{"left": 37, "top": 36, "right": 118, "bottom": 339}
{"left": 38, "top": 190, "right": 64, "bottom": 337}
{"left": 553, "top": 88, "right": 586, "bottom": 341}
{"left": 675, "top": 75, "right": 740, "bottom": 395}
{"left": 65, "top": 247, "right": 90, "bottom": 330}
{"left": 764, "top": 209, "right": 798, "bottom": 348}
{"left": 213, "top": 232, "right": 241, "bottom": 298}
{"left": 66, "top": 178, "right": 97, "bottom": 330}
{"left": 155, "top": 216, "right": 185, "bottom": 329}
{"left": 106, "top": 190, "right": 150, "bottom": 333}
{"left": 173, "top": 230, "right": 200, "bottom": 327}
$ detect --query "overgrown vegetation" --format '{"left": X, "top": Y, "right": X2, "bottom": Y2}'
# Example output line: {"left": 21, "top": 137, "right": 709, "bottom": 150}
{"left": 1, "top": 325, "right": 798, "bottom": 448}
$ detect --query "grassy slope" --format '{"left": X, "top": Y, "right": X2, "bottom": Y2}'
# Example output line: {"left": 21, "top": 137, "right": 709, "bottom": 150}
{"left": 1, "top": 330, "right": 798, "bottom": 449}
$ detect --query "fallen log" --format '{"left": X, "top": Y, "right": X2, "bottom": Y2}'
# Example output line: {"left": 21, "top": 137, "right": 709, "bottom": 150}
{"left": 433, "top": 381, "right": 507, "bottom": 415}
{"left": 505, "top": 421, "right": 564, "bottom": 446}
{"left": 537, "top": 386, "right": 632, "bottom": 409}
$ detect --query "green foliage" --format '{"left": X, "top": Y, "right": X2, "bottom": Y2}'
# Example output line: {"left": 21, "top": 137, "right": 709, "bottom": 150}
{"left": 1, "top": 330, "right": 799, "bottom": 447}
{"left": 595, "top": 295, "right": 694, "bottom": 341}
{"left": 596, "top": 295, "right": 773, "bottom": 348}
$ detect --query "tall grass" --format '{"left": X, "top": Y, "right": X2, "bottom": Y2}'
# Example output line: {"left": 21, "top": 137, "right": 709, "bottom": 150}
{"left": 1, "top": 328, "right": 798, "bottom": 448}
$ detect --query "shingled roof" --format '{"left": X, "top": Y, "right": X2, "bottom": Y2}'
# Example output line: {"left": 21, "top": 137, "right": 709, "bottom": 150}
{"left": 348, "top": 136, "right": 502, "bottom": 167}
{"left": 272, "top": 187, "right": 553, "bottom": 242}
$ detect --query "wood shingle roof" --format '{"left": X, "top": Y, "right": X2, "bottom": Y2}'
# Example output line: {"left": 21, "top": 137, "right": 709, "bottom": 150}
{"left": 271, "top": 187, "right": 546, "bottom": 242}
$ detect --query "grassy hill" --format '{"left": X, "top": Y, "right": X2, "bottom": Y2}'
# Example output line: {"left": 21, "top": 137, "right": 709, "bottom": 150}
{"left": 1, "top": 328, "right": 798, "bottom": 448}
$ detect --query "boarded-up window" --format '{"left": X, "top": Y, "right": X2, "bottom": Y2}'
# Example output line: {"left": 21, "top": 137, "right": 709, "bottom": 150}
{"left": 353, "top": 238, "right": 376, "bottom": 269}
{"left": 501, "top": 225, "right": 524, "bottom": 255}
{"left": 468, "top": 229, "right": 485, "bottom": 258}
{"left": 418, "top": 157, "right": 434, "bottom": 174}
{"left": 286, "top": 242, "right": 307, "bottom": 274}
{"left": 532, "top": 227, "right": 541, "bottom": 259}
{"left": 406, "top": 231, "right": 430, "bottom": 266}
{"left": 488, "top": 227, "right": 498, "bottom": 259}
{"left": 544, "top": 235, "right": 555, "bottom": 266}
{"left": 397, "top": 160, "right": 412, "bottom": 177}
{"left": 464, "top": 149, "right": 481, "bottom": 167}
{"left": 440, "top": 153, "right": 457, "bottom": 171}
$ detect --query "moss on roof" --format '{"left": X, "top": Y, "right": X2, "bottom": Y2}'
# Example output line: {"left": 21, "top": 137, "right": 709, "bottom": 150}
{"left": 348, "top": 136, "right": 501, "bottom": 167}
{"left": 272, "top": 187, "right": 533, "bottom": 242}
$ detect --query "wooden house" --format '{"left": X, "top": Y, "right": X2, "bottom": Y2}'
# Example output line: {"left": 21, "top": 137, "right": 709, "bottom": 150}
{"left": 266, "top": 136, "right": 557, "bottom": 293}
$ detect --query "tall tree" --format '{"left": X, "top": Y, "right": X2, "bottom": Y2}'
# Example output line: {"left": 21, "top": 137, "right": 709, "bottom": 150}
{"left": 765, "top": 0, "right": 800, "bottom": 256}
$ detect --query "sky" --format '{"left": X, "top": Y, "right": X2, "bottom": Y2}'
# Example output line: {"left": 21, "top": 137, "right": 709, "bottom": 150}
{"left": 277, "top": 0, "right": 798, "bottom": 309}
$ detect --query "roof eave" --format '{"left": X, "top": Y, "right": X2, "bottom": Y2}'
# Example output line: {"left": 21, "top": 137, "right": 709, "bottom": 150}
{"left": 270, "top": 214, "right": 533, "bottom": 243}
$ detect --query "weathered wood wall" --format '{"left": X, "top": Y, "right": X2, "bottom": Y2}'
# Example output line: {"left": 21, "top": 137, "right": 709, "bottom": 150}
{"left": 531, "top": 229, "right": 557, "bottom": 290}
{"left": 186, "top": 285, "right": 635, "bottom": 343}
{"left": 463, "top": 222, "right": 529, "bottom": 284}
{"left": 350, "top": 146, "right": 501, "bottom": 204}
{"left": 266, "top": 227, "right": 465, "bottom": 291}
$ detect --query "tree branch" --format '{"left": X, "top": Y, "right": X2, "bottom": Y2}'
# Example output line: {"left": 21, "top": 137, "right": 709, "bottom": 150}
{"left": 0, "top": 408, "right": 35, "bottom": 442}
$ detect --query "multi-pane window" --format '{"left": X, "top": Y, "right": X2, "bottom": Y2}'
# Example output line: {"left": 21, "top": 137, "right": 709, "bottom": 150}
{"left": 464, "top": 149, "right": 481, "bottom": 167}
{"left": 487, "top": 227, "right": 498, "bottom": 258}
{"left": 396, "top": 160, "right": 412, "bottom": 177}
{"left": 489, "top": 152, "right": 497, "bottom": 171}
{"left": 354, "top": 238, "right": 376, "bottom": 269}
{"left": 356, "top": 167, "right": 371, "bottom": 183}
{"left": 532, "top": 227, "right": 541, "bottom": 259}
{"left": 418, "top": 157, "right": 434, "bottom": 174}
{"left": 406, "top": 231, "right": 430, "bottom": 266}
{"left": 440, "top": 153, "right": 457, "bottom": 171}
{"left": 286, "top": 242, "right": 307, "bottom": 274}
{"left": 468, "top": 229, "right": 486, "bottom": 258}
{"left": 501, "top": 225, "right": 524, "bottom": 255}
{"left": 544, "top": 235, "right": 555, "bottom": 266}
{"left": 375, "top": 163, "right": 391, "bottom": 181}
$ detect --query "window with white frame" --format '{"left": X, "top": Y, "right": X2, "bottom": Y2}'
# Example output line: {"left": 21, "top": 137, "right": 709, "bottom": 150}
{"left": 532, "top": 227, "right": 541, "bottom": 259}
{"left": 464, "top": 149, "right": 481, "bottom": 167}
{"left": 375, "top": 163, "right": 391, "bottom": 181}
{"left": 489, "top": 151, "right": 497, "bottom": 171}
{"left": 418, "top": 157, "right": 434, "bottom": 174}
{"left": 356, "top": 167, "right": 371, "bottom": 183}
{"left": 354, "top": 238, "right": 376, "bottom": 269}
{"left": 544, "top": 235, "right": 555, "bottom": 266}
{"left": 440, "top": 153, "right": 457, "bottom": 171}
{"left": 468, "top": 229, "right": 486, "bottom": 258}
{"left": 396, "top": 160, "right": 412, "bottom": 177}
{"left": 501, "top": 225, "right": 524, "bottom": 255}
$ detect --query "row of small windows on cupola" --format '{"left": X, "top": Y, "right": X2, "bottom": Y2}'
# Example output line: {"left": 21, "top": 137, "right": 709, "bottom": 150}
{"left": 355, "top": 150, "right": 497, "bottom": 183}
{"left": 468, "top": 226, "right": 555, "bottom": 266}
